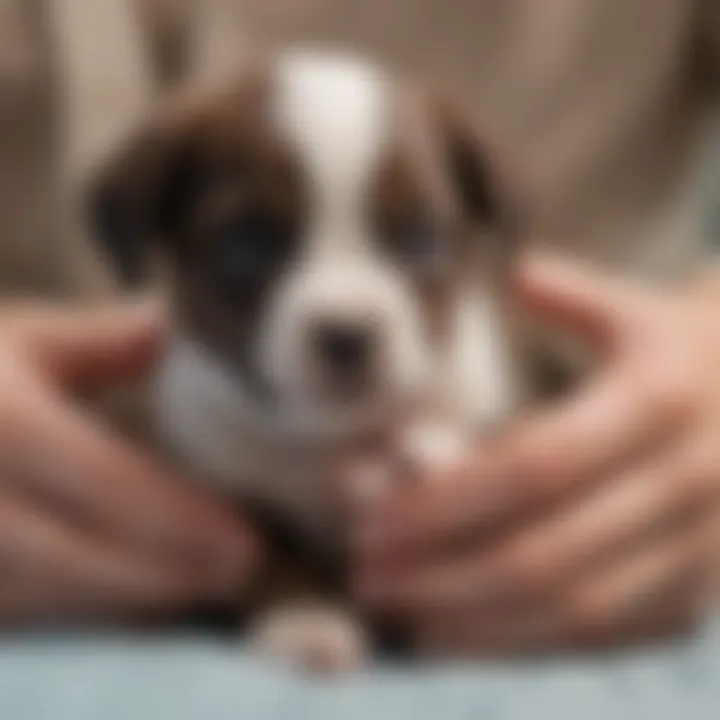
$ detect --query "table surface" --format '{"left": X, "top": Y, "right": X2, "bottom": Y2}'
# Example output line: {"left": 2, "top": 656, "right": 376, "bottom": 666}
{"left": 0, "top": 619, "right": 719, "bottom": 720}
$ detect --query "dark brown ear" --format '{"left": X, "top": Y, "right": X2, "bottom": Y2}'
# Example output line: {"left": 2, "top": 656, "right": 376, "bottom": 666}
{"left": 86, "top": 100, "right": 203, "bottom": 288}
{"left": 430, "top": 93, "right": 517, "bottom": 232}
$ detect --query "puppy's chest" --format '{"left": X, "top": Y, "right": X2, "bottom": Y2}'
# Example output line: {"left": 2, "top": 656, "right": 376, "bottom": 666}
{"left": 150, "top": 342, "right": 353, "bottom": 535}
{"left": 151, "top": 280, "right": 525, "bottom": 533}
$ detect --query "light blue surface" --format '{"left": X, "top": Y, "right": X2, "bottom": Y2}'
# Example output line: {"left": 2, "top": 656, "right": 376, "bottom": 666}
{"left": 0, "top": 620, "right": 719, "bottom": 720}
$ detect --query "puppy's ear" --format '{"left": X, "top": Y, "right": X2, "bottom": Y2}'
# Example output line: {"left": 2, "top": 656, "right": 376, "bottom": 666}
{"left": 430, "top": 93, "right": 517, "bottom": 231}
{"left": 86, "top": 103, "right": 200, "bottom": 288}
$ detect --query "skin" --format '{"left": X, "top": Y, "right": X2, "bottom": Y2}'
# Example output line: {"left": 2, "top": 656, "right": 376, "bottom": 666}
{"left": 352, "top": 252, "right": 720, "bottom": 655}
{"left": 1, "top": 255, "right": 717, "bottom": 654}
{"left": 0, "top": 300, "right": 256, "bottom": 626}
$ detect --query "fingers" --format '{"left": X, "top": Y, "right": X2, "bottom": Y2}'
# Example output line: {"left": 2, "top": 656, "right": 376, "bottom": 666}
{"left": 0, "top": 302, "right": 259, "bottom": 623}
{"left": 3, "top": 300, "right": 167, "bottom": 391}
{"left": 0, "top": 490, "right": 224, "bottom": 624}
{"left": 414, "top": 517, "right": 715, "bottom": 657}
{"left": 357, "top": 433, "right": 720, "bottom": 617}
{"left": 0, "top": 386, "right": 256, "bottom": 596}
{"left": 513, "top": 252, "right": 653, "bottom": 353}
{"left": 355, "top": 361, "right": 689, "bottom": 557}
{"left": 505, "top": 436, "right": 720, "bottom": 599}
{"left": 487, "top": 354, "right": 693, "bottom": 490}
{"left": 468, "top": 458, "right": 712, "bottom": 611}
{"left": 350, "top": 255, "right": 694, "bottom": 559}
{"left": 561, "top": 513, "right": 718, "bottom": 642}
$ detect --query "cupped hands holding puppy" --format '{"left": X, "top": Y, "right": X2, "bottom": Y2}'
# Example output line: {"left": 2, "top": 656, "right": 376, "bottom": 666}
{"left": 0, "top": 302, "right": 256, "bottom": 624}
{"left": 352, "top": 253, "right": 720, "bottom": 654}
{"left": 0, "top": 254, "right": 718, "bottom": 655}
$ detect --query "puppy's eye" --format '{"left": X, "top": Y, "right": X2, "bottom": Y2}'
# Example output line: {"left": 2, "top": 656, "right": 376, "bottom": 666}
{"left": 382, "top": 212, "right": 444, "bottom": 269}
{"left": 213, "top": 207, "right": 294, "bottom": 288}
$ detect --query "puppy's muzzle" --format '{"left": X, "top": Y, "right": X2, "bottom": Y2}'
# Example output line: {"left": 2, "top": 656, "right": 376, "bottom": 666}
{"left": 310, "top": 318, "right": 380, "bottom": 397}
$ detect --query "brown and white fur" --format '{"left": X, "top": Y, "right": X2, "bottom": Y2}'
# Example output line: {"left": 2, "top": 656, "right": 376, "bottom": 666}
{"left": 89, "top": 49, "right": 528, "bottom": 671}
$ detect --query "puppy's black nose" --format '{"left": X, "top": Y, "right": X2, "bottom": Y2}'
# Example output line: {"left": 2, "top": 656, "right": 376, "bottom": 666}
{"left": 313, "top": 321, "right": 375, "bottom": 374}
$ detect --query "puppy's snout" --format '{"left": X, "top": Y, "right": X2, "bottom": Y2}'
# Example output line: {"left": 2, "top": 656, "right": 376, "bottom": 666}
{"left": 312, "top": 320, "right": 377, "bottom": 377}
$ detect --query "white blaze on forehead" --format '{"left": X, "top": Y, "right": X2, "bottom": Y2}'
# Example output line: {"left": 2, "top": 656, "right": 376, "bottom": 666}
{"left": 257, "top": 52, "right": 431, "bottom": 432}
{"left": 272, "top": 52, "right": 391, "bottom": 234}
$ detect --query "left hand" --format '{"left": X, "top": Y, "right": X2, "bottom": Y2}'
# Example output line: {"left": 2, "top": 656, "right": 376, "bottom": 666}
{"left": 351, "top": 253, "right": 720, "bottom": 655}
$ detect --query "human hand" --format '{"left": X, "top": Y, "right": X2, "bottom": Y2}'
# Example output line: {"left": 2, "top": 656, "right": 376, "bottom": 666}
{"left": 353, "top": 254, "right": 720, "bottom": 655}
{"left": 0, "top": 301, "right": 256, "bottom": 625}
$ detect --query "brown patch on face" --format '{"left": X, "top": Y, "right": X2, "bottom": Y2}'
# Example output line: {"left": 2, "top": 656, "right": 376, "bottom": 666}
{"left": 368, "top": 85, "right": 514, "bottom": 348}
{"left": 366, "top": 85, "right": 523, "bottom": 422}
{"left": 370, "top": 155, "right": 453, "bottom": 347}
{"left": 89, "top": 64, "right": 308, "bottom": 396}
{"left": 168, "top": 77, "right": 308, "bottom": 393}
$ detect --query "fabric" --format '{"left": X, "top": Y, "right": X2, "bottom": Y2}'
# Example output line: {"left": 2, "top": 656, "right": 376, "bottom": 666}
{"left": 127, "top": 0, "right": 720, "bottom": 281}
{"left": 1, "top": 620, "right": 720, "bottom": 719}
{"left": 0, "top": 0, "right": 153, "bottom": 298}
{"left": 0, "top": 0, "right": 718, "bottom": 301}
{"left": 700, "top": 0, "right": 720, "bottom": 83}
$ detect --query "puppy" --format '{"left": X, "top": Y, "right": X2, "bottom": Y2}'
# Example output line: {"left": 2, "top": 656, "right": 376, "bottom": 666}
{"left": 88, "top": 49, "right": 529, "bottom": 671}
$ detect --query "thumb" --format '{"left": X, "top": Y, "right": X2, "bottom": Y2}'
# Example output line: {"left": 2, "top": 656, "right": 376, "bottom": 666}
{"left": 513, "top": 252, "right": 645, "bottom": 352}
{"left": 5, "top": 299, "right": 167, "bottom": 390}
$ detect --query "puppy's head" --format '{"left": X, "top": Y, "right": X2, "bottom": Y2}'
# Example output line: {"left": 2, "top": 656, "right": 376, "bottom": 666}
{"left": 89, "top": 51, "right": 517, "bottom": 434}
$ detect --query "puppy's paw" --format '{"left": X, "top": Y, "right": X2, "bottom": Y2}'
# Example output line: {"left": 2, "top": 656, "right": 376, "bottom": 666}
{"left": 249, "top": 604, "right": 370, "bottom": 674}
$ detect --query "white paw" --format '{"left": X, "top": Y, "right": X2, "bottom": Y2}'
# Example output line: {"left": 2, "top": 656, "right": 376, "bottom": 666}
{"left": 249, "top": 604, "right": 370, "bottom": 674}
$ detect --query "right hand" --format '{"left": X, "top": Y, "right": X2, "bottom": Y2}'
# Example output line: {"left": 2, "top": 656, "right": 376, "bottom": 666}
{"left": 0, "top": 300, "right": 258, "bottom": 625}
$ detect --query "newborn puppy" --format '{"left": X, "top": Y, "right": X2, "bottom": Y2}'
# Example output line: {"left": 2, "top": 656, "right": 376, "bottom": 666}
{"left": 89, "top": 50, "right": 526, "bottom": 671}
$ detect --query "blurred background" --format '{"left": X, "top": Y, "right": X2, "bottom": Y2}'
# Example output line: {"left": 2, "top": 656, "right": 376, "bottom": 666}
{"left": 0, "top": 0, "right": 717, "bottom": 306}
